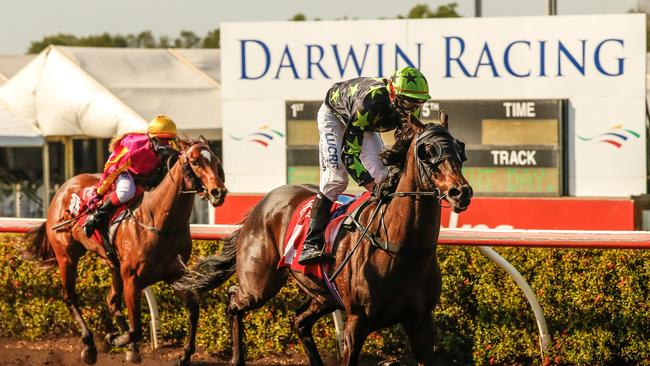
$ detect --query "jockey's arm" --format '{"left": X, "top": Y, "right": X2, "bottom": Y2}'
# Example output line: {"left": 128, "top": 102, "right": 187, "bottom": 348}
{"left": 96, "top": 159, "right": 132, "bottom": 196}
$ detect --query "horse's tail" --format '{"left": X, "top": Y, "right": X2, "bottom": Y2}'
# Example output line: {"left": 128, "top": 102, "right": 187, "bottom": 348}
{"left": 21, "top": 223, "right": 57, "bottom": 269}
{"left": 173, "top": 228, "right": 240, "bottom": 294}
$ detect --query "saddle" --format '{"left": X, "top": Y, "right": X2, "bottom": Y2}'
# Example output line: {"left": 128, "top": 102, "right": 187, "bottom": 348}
{"left": 68, "top": 187, "right": 141, "bottom": 265}
{"left": 278, "top": 191, "right": 372, "bottom": 280}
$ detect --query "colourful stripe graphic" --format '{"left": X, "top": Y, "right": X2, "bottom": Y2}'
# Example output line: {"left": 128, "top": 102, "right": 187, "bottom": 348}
{"left": 229, "top": 125, "right": 285, "bottom": 147}
{"left": 576, "top": 124, "right": 640, "bottom": 149}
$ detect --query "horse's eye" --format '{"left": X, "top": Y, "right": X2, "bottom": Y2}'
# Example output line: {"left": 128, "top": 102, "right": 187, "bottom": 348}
{"left": 191, "top": 160, "right": 199, "bottom": 167}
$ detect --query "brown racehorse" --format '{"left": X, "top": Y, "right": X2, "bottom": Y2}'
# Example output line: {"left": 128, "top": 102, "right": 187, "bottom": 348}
{"left": 175, "top": 113, "right": 472, "bottom": 366}
{"left": 23, "top": 137, "right": 227, "bottom": 365}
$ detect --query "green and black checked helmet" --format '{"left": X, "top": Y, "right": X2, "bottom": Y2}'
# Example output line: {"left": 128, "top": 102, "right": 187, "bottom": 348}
{"left": 391, "top": 67, "right": 431, "bottom": 101}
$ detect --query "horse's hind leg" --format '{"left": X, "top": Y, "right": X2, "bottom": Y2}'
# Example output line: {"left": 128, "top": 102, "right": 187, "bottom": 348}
{"left": 294, "top": 298, "right": 338, "bottom": 366}
{"left": 174, "top": 288, "right": 199, "bottom": 366}
{"left": 57, "top": 254, "right": 97, "bottom": 364}
{"left": 402, "top": 313, "right": 436, "bottom": 366}
{"left": 103, "top": 268, "right": 128, "bottom": 350}
{"left": 228, "top": 267, "right": 289, "bottom": 366}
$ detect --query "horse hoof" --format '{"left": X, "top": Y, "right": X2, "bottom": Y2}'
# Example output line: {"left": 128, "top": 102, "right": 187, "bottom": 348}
{"left": 101, "top": 333, "right": 114, "bottom": 353}
{"left": 81, "top": 346, "right": 97, "bottom": 364}
{"left": 378, "top": 360, "right": 400, "bottom": 366}
{"left": 126, "top": 350, "right": 142, "bottom": 364}
{"left": 176, "top": 357, "right": 190, "bottom": 366}
{"left": 113, "top": 333, "right": 131, "bottom": 348}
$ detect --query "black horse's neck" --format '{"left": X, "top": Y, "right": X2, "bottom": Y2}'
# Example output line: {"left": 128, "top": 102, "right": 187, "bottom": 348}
{"left": 383, "top": 142, "right": 440, "bottom": 248}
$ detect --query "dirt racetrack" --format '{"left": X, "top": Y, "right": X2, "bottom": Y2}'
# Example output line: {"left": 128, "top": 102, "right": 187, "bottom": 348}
{"left": 0, "top": 337, "right": 319, "bottom": 366}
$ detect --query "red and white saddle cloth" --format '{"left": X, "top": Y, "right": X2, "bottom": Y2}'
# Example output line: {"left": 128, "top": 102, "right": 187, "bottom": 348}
{"left": 278, "top": 191, "right": 372, "bottom": 280}
{"left": 67, "top": 187, "right": 134, "bottom": 246}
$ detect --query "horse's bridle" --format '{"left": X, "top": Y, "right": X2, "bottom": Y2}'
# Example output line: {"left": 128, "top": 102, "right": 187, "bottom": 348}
{"left": 167, "top": 143, "right": 212, "bottom": 195}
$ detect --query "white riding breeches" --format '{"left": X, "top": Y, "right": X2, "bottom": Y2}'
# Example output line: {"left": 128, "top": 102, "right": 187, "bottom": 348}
{"left": 114, "top": 172, "right": 136, "bottom": 204}
{"left": 317, "top": 103, "right": 388, "bottom": 202}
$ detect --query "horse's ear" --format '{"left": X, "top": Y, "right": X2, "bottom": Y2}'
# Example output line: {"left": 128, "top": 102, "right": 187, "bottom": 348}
{"left": 198, "top": 135, "right": 208, "bottom": 144}
{"left": 178, "top": 138, "right": 191, "bottom": 151}
{"left": 437, "top": 110, "right": 449, "bottom": 129}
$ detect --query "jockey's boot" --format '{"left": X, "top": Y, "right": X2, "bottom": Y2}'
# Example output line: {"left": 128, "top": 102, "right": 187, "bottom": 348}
{"left": 298, "top": 192, "right": 334, "bottom": 265}
{"left": 83, "top": 199, "right": 118, "bottom": 238}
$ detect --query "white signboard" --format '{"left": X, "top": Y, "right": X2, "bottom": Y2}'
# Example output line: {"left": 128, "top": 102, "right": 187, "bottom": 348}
{"left": 222, "top": 14, "right": 646, "bottom": 196}
{"left": 222, "top": 100, "right": 286, "bottom": 192}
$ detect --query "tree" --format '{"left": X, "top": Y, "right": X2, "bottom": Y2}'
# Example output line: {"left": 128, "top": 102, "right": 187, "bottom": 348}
{"left": 202, "top": 29, "right": 220, "bottom": 48}
{"left": 431, "top": 2, "right": 461, "bottom": 18}
{"left": 158, "top": 35, "right": 171, "bottom": 48}
{"left": 28, "top": 34, "right": 79, "bottom": 53}
{"left": 290, "top": 13, "right": 307, "bottom": 21}
{"left": 400, "top": 2, "right": 461, "bottom": 19}
{"left": 137, "top": 31, "right": 157, "bottom": 48}
{"left": 174, "top": 30, "right": 201, "bottom": 48}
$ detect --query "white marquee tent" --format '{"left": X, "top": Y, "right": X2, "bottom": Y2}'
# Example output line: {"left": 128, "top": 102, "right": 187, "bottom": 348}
{"left": 0, "top": 99, "right": 43, "bottom": 147}
{"left": 0, "top": 46, "right": 221, "bottom": 140}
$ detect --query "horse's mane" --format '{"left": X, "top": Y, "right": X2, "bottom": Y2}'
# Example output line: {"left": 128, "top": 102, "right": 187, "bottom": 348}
{"left": 379, "top": 123, "right": 419, "bottom": 190}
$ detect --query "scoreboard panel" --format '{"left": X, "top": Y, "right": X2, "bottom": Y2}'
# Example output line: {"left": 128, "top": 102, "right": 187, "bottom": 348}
{"left": 286, "top": 99, "right": 565, "bottom": 196}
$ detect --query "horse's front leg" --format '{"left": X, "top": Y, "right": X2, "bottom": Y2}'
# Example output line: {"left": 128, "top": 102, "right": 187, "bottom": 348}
{"left": 113, "top": 274, "right": 143, "bottom": 363}
{"left": 402, "top": 312, "right": 436, "bottom": 366}
{"left": 341, "top": 314, "right": 370, "bottom": 366}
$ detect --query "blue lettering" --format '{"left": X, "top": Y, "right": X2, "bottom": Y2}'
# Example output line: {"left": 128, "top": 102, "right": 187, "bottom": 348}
{"left": 444, "top": 36, "right": 473, "bottom": 78}
{"left": 274, "top": 46, "right": 300, "bottom": 79}
{"left": 539, "top": 40, "right": 547, "bottom": 77}
{"left": 594, "top": 39, "right": 625, "bottom": 77}
{"left": 331, "top": 44, "right": 371, "bottom": 77}
{"left": 306, "top": 45, "right": 330, "bottom": 79}
{"left": 473, "top": 42, "right": 500, "bottom": 77}
{"left": 240, "top": 39, "right": 270, "bottom": 80}
{"left": 377, "top": 43, "right": 384, "bottom": 77}
{"left": 557, "top": 40, "right": 587, "bottom": 76}
{"left": 395, "top": 43, "right": 422, "bottom": 69}
{"left": 504, "top": 41, "right": 531, "bottom": 77}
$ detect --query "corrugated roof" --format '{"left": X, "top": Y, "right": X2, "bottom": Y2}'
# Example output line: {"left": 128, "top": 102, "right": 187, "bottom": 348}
{"left": 0, "top": 55, "right": 35, "bottom": 85}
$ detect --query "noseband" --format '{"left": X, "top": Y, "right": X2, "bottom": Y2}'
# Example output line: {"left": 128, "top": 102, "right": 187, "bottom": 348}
{"left": 385, "top": 126, "right": 465, "bottom": 201}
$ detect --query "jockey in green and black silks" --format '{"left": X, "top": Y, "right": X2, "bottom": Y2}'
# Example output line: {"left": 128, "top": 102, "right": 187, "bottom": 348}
{"left": 298, "top": 66, "right": 432, "bottom": 265}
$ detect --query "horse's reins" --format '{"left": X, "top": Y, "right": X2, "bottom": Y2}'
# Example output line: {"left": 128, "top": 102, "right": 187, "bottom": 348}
{"left": 328, "top": 128, "right": 456, "bottom": 285}
{"left": 327, "top": 189, "right": 445, "bottom": 285}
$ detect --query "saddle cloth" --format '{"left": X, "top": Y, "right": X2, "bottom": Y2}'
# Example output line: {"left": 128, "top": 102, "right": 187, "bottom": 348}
{"left": 71, "top": 187, "right": 133, "bottom": 246}
{"left": 278, "top": 191, "right": 371, "bottom": 279}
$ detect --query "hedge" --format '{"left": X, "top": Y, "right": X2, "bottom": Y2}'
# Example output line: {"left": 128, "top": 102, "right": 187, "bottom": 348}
{"left": 2, "top": 232, "right": 650, "bottom": 365}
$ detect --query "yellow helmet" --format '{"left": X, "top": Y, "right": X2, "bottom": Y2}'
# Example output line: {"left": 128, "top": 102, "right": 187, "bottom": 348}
{"left": 147, "top": 115, "right": 177, "bottom": 138}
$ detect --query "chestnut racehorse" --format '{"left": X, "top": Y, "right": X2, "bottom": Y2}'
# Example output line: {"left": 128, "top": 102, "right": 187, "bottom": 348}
{"left": 23, "top": 137, "right": 227, "bottom": 365}
{"left": 175, "top": 113, "right": 472, "bottom": 366}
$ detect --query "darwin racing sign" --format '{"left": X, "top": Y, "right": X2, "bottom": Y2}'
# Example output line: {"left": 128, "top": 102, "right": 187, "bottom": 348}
{"left": 221, "top": 14, "right": 646, "bottom": 196}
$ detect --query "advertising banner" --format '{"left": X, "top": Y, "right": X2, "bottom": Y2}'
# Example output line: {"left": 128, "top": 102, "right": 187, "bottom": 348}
{"left": 222, "top": 14, "right": 646, "bottom": 196}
